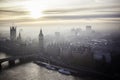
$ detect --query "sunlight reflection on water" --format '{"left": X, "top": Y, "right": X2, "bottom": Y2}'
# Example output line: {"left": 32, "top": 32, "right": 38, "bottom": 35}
{"left": 0, "top": 62, "right": 83, "bottom": 80}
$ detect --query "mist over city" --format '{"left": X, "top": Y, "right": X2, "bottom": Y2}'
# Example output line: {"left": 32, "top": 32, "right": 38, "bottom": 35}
{"left": 0, "top": 0, "right": 120, "bottom": 80}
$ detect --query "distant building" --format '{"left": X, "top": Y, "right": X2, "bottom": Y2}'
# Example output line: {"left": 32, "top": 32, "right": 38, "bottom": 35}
{"left": 55, "top": 32, "right": 60, "bottom": 37}
{"left": 71, "top": 28, "right": 82, "bottom": 36}
{"left": 39, "top": 29, "right": 44, "bottom": 52}
{"left": 54, "top": 32, "right": 61, "bottom": 42}
{"left": 86, "top": 26, "right": 92, "bottom": 31}
{"left": 10, "top": 26, "right": 16, "bottom": 41}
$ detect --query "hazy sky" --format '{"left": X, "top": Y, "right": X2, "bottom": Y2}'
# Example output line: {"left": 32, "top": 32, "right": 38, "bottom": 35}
{"left": 0, "top": 0, "right": 120, "bottom": 27}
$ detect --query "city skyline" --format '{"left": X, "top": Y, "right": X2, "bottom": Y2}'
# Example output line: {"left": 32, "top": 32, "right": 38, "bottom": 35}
{"left": 0, "top": 1, "right": 120, "bottom": 80}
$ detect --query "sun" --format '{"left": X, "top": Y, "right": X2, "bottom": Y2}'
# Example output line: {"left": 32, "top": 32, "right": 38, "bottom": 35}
{"left": 25, "top": 0, "right": 46, "bottom": 19}
{"left": 29, "top": 8, "right": 43, "bottom": 19}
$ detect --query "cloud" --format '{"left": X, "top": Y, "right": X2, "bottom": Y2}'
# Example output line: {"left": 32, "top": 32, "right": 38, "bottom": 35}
{"left": 43, "top": 5, "right": 120, "bottom": 14}
{"left": 43, "top": 14, "right": 120, "bottom": 20}
{"left": 0, "top": 0, "right": 28, "bottom": 2}
{"left": 0, "top": 10, "right": 27, "bottom": 15}
{"left": 0, "top": 10, "right": 28, "bottom": 20}
{"left": 95, "top": 0, "right": 120, "bottom": 3}
{"left": 0, "top": 0, "right": 120, "bottom": 25}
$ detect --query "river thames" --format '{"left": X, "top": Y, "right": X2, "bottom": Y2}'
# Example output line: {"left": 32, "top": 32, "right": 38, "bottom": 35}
{"left": 0, "top": 52, "right": 92, "bottom": 80}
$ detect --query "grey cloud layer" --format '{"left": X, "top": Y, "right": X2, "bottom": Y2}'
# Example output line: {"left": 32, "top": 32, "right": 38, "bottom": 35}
{"left": 0, "top": 10, "right": 27, "bottom": 15}
{"left": 44, "top": 5, "right": 120, "bottom": 14}
{"left": 44, "top": 14, "right": 120, "bottom": 20}
{"left": 0, "top": 0, "right": 120, "bottom": 24}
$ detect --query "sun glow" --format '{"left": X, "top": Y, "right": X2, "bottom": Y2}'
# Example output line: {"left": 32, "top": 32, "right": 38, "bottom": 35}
{"left": 28, "top": 7, "right": 43, "bottom": 19}
{"left": 25, "top": 0, "right": 47, "bottom": 19}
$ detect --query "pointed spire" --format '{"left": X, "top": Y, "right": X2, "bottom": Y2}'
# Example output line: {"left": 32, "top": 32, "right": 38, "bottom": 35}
{"left": 39, "top": 29, "right": 43, "bottom": 36}
{"left": 39, "top": 29, "right": 44, "bottom": 52}
{"left": 17, "top": 31, "right": 21, "bottom": 41}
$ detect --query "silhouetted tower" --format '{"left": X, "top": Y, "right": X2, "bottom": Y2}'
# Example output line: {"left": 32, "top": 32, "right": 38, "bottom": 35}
{"left": 10, "top": 26, "right": 16, "bottom": 41}
{"left": 17, "top": 32, "right": 22, "bottom": 42}
{"left": 39, "top": 29, "right": 44, "bottom": 52}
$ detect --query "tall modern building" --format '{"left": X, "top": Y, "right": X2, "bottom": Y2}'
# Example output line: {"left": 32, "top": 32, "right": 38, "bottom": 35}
{"left": 10, "top": 26, "right": 16, "bottom": 41}
{"left": 39, "top": 29, "right": 44, "bottom": 52}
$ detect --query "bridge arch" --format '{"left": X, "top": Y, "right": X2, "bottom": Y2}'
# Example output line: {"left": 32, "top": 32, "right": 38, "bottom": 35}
{"left": 0, "top": 58, "right": 20, "bottom": 70}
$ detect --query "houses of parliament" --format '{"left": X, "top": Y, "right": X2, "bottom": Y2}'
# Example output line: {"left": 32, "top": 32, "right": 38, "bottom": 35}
{"left": 10, "top": 26, "right": 44, "bottom": 52}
